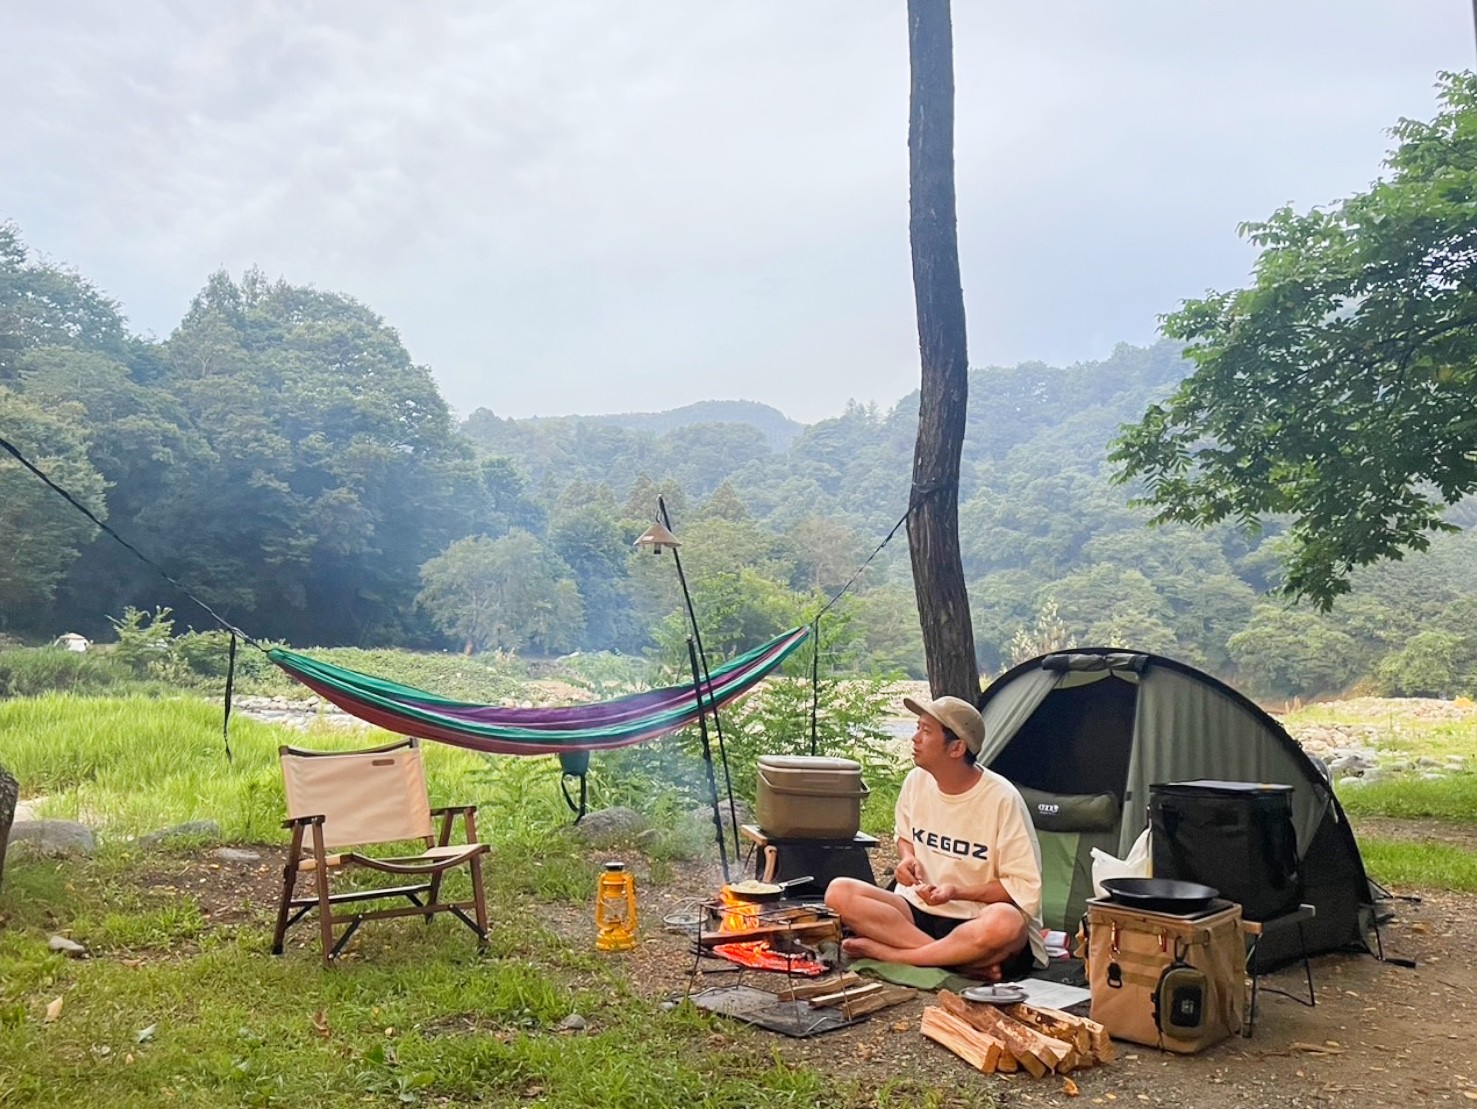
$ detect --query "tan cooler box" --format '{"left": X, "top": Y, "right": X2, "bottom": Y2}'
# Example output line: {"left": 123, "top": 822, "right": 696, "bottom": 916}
{"left": 1083, "top": 899, "right": 1244, "bottom": 1053}
{"left": 756, "top": 756, "right": 868, "bottom": 839}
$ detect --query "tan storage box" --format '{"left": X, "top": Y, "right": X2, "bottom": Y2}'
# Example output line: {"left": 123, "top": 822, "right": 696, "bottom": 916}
{"left": 1083, "top": 899, "right": 1244, "bottom": 1053}
{"left": 756, "top": 756, "right": 868, "bottom": 839}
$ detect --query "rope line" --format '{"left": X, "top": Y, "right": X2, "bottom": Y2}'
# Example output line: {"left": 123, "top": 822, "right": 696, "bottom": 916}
{"left": 0, "top": 434, "right": 259, "bottom": 647}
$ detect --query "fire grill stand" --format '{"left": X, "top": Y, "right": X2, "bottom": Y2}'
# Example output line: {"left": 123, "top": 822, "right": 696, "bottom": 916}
{"left": 681, "top": 897, "right": 862, "bottom": 1037}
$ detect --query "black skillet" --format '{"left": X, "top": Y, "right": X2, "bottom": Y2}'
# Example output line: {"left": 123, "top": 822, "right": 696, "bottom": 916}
{"left": 1100, "top": 877, "right": 1219, "bottom": 914}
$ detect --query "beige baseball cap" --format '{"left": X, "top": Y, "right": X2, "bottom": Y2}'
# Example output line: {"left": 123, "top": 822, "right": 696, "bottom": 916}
{"left": 903, "top": 694, "right": 986, "bottom": 755}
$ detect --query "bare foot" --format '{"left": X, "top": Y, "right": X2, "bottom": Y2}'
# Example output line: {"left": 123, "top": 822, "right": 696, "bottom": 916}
{"left": 841, "top": 936, "right": 887, "bottom": 960}
{"left": 955, "top": 958, "right": 1004, "bottom": 982}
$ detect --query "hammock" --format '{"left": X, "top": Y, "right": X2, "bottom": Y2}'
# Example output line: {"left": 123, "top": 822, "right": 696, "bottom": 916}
{"left": 267, "top": 625, "right": 810, "bottom": 757}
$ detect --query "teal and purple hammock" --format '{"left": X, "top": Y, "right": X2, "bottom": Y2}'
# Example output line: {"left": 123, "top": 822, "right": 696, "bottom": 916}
{"left": 267, "top": 626, "right": 810, "bottom": 756}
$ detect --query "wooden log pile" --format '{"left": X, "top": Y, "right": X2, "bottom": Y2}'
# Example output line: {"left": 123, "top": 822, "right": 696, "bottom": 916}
{"left": 921, "top": 990, "right": 1115, "bottom": 1077}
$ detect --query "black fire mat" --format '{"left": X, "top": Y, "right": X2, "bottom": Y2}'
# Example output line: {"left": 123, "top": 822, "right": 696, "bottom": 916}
{"left": 687, "top": 985, "right": 865, "bottom": 1038}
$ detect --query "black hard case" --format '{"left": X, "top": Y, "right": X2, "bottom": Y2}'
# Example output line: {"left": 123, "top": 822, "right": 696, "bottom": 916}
{"left": 1148, "top": 780, "right": 1301, "bottom": 923}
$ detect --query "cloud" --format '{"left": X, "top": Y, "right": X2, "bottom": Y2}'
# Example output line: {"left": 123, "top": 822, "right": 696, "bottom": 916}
{"left": 3, "top": 1, "right": 1468, "bottom": 422}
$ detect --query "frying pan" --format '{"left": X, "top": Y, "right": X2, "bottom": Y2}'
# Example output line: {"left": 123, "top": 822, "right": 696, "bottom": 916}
{"left": 1100, "top": 877, "right": 1219, "bottom": 914}
{"left": 727, "top": 875, "right": 814, "bottom": 903}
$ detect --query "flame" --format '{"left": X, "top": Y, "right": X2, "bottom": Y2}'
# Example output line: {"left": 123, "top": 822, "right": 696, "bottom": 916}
{"left": 717, "top": 886, "right": 763, "bottom": 933}
{"left": 710, "top": 886, "right": 829, "bottom": 976}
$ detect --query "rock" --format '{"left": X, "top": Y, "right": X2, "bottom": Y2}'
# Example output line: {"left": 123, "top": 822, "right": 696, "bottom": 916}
{"left": 557, "top": 1013, "right": 588, "bottom": 1032}
{"left": 569, "top": 807, "right": 647, "bottom": 843}
{"left": 215, "top": 847, "right": 261, "bottom": 863}
{"left": 688, "top": 799, "right": 752, "bottom": 829}
{"left": 140, "top": 821, "right": 221, "bottom": 847}
{"left": 48, "top": 935, "right": 87, "bottom": 958}
{"left": 1327, "top": 754, "right": 1371, "bottom": 780}
{"left": 7, "top": 820, "right": 96, "bottom": 856}
{"left": 230, "top": 695, "right": 362, "bottom": 732}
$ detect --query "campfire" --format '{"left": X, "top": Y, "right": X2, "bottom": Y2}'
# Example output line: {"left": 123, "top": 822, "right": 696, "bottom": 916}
{"left": 697, "top": 885, "right": 841, "bottom": 976}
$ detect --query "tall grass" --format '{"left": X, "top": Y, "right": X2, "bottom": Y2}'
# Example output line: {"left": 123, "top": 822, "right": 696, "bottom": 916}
{"left": 1336, "top": 773, "right": 1477, "bottom": 821}
{"left": 0, "top": 695, "right": 572, "bottom": 842}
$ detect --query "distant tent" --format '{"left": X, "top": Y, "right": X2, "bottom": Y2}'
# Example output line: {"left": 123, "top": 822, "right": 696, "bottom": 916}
{"left": 978, "top": 648, "right": 1375, "bottom": 967}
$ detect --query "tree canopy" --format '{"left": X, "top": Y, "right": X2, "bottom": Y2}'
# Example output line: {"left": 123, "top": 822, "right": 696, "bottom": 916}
{"left": 1112, "top": 71, "right": 1477, "bottom": 608}
{"left": 7, "top": 216, "right": 1477, "bottom": 700}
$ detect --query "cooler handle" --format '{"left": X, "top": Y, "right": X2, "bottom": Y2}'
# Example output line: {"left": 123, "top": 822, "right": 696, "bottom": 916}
{"left": 757, "top": 777, "right": 870, "bottom": 800}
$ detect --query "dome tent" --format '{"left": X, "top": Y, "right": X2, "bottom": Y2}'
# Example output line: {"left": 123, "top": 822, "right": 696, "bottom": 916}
{"left": 977, "top": 649, "right": 1376, "bottom": 968}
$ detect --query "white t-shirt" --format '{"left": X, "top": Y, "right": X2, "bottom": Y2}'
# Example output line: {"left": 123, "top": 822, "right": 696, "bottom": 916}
{"left": 894, "top": 765, "right": 1047, "bottom": 968}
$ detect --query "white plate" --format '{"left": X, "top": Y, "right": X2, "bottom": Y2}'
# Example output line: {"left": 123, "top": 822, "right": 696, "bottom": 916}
{"left": 961, "top": 984, "right": 1029, "bottom": 1005}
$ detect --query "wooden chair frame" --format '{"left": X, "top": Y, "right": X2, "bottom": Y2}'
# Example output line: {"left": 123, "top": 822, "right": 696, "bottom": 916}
{"left": 271, "top": 738, "right": 489, "bottom": 966}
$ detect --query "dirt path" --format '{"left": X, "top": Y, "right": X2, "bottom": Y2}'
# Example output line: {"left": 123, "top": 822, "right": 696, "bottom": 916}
{"left": 634, "top": 880, "right": 1477, "bottom": 1107}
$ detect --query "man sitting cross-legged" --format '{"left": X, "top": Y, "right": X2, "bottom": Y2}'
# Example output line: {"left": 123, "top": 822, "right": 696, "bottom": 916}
{"left": 825, "top": 695, "right": 1047, "bottom": 981}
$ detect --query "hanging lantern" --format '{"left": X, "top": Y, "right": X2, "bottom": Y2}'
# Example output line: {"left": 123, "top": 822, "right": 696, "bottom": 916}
{"left": 633, "top": 521, "right": 681, "bottom": 555}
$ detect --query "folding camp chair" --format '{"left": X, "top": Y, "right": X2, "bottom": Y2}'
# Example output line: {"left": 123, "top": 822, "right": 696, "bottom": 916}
{"left": 271, "top": 738, "right": 489, "bottom": 966}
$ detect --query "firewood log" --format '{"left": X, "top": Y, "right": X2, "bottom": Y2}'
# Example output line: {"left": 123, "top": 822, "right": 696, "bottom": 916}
{"left": 921, "top": 1007, "right": 1006, "bottom": 1073}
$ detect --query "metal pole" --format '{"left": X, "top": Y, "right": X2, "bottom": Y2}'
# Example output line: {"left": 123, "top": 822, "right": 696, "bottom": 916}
{"left": 687, "top": 636, "right": 730, "bottom": 884}
{"left": 660, "top": 496, "right": 743, "bottom": 859}
{"left": 809, "top": 611, "right": 821, "bottom": 761}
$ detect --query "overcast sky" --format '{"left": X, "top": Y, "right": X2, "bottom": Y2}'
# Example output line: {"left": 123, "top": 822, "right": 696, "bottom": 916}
{"left": 4, "top": 2, "right": 1470, "bottom": 424}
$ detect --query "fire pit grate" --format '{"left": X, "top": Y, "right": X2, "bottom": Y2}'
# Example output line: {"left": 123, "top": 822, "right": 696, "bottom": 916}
{"left": 687, "top": 985, "right": 864, "bottom": 1038}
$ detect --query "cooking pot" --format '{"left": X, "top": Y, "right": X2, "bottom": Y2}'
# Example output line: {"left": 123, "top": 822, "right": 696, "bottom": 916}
{"left": 726, "top": 875, "right": 814, "bottom": 903}
{"left": 1100, "top": 877, "right": 1219, "bottom": 915}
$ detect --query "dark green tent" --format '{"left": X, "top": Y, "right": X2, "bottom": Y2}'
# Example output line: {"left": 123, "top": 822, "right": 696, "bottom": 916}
{"left": 978, "top": 649, "right": 1375, "bottom": 967}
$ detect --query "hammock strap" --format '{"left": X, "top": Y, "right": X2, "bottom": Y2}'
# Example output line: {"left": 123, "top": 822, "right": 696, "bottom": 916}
{"left": 558, "top": 750, "right": 590, "bottom": 823}
{"left": 222, "top": 631, "right": 238, "bottom": 763}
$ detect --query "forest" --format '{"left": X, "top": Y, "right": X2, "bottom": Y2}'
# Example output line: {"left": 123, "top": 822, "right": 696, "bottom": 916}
{"left": 3, "top": 219, "right": 1476, "bottom": 701}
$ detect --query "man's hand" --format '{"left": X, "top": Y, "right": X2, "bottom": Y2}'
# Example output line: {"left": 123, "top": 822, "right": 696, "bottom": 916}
{"left": 894, "top": 856, "right": 926, "bottom": 887}
{"left": 915, "top": 883, "right": 960, "bottom": 906}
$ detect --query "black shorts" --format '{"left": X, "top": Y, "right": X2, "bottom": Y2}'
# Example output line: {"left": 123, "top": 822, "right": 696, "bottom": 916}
{"left": 908, "top": 904, "right": 1037, "bottom": 980}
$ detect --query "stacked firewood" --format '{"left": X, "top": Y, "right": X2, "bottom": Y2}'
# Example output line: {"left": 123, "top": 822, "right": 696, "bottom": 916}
{"left": 921, "top": 990, "right": 1115, "bottom": 1077}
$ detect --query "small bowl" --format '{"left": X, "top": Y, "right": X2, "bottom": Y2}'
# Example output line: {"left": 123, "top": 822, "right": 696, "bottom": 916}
{"left": 961, "top": 983, "right": 1029, "bottom": 1006}
{"left": 662, "top": 912, "right": 702, "bottom": 935}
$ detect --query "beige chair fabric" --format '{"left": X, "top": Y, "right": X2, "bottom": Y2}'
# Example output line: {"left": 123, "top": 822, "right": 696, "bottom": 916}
{"left": 281, "top": 744, "right": 434, "bottom": 849}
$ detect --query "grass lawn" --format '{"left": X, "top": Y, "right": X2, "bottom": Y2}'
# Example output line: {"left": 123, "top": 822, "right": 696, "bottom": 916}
{"left": 2, "top": 850, "right": 981, "bottom": 1109}
{"left": 6, "top": 690, "right": 1477, "bottom": 1104}
{"left": 1285, "top": 696, "right": 1477, "bottom": 890}
{"left": 0, "top": 695, "right": 980, "bottom": 1108}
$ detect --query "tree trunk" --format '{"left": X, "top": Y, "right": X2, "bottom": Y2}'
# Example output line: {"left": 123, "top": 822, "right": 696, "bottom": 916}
{"left": 906, "top": 0, "right": 980, "bottom": 700}
{"left": 0, "top": 763, "right": 17, "bottom": 891}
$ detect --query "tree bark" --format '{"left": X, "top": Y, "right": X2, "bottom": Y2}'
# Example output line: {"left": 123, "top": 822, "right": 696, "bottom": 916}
{"left": 906, "top": 0, "right": 980, "bottom": 700}
{"left": 0, "top": 763, "right": 17, "bottom": 891}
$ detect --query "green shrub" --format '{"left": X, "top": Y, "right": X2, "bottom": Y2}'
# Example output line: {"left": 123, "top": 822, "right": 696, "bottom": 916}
{"left": 584, "top": 675, "right": 908, "bottom": 829}
{"left": 0, "top": 647, "right": 131, "bottom": 697}
{"left": 1375, "top": 629, "right": 1474, "bottom": 698}
{"left": 174, "top": 629, "right": 283, "bottom": 683}
{"left": 107, "top": 605, "right": 177, "bottom": 677}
